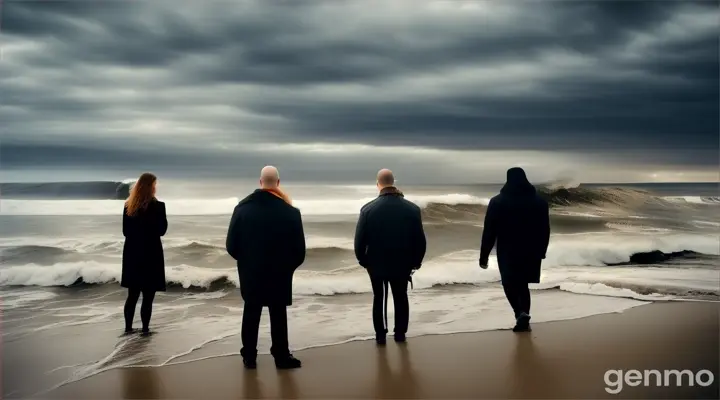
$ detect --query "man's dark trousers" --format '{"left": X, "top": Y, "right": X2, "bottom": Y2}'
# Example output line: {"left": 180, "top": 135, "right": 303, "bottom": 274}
{"left": 369, "top": 272, "right": 409, "bottom": 335}
{"left": 241, "top": 302, "right": 289, "bottom": 358}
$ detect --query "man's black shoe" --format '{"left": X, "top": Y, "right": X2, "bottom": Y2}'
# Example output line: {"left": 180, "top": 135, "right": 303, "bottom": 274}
{"left": 275, "top": 354, "right": 302, "bottom": 369}
{"left": 243, "top": 358, "right": 257, "bottom": 369}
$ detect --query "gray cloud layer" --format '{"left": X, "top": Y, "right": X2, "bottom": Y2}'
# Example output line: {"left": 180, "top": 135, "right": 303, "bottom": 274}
{"left": 1, "top": 0, "right": 717, "bottom": 181}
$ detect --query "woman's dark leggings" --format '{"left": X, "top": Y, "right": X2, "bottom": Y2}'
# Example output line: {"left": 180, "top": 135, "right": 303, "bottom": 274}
{"left": 124, "top": 289, "right": 156, "bottom": 331}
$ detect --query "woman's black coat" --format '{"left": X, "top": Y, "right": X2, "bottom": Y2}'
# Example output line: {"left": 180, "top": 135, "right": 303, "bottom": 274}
{"left": 121, "top": 199, "right": 168, "bottom": 291}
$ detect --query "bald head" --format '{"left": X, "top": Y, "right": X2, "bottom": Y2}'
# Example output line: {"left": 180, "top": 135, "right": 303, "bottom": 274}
{"left": 376, "top": 169, "right": 395, "bottom": 188}
{"left": 260, "top": 165, "right": 280, "bottom": 189}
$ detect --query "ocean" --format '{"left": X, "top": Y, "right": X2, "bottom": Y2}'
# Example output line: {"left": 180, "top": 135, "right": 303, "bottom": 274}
{"left": 1, "top": 179, "right": 718, "bottom": 397}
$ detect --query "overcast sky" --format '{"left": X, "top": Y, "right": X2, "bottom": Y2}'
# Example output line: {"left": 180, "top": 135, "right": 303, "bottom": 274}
{"left": 1, "top": 0, "right": 717, "bottom": 183}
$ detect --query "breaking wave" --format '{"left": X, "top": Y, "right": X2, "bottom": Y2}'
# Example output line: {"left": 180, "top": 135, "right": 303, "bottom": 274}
{"left": 0, "top": 236, "right": 356, "bottom": 266}
{"left": 537, "top": 186, "right": 702, "bottom": 208}
{"left": 0, "top": 181, "right": 134, "bottom": 200}
{"left": 2, "top": 234, "right": 717, "bottom": 300}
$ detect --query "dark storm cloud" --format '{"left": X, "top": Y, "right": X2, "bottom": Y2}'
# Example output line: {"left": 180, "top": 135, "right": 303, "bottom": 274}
{"left": 1, "top": 0, "right": 717, "bottom": 178}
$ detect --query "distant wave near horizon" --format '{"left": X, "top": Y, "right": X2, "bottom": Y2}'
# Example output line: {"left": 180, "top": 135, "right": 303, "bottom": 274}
{"left": 0, "top": 181, "right": 133, "bottom": 200}
{"left": 1, "top": 180, "right": 718, "bottom": 216}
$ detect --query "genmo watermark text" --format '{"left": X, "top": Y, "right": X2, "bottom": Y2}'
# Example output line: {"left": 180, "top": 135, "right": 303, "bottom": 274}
{"left": 604, "top": 369, "right": 715, "bottom": 394}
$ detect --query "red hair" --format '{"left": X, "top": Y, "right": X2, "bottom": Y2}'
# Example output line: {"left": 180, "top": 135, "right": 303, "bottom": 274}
{"left": 125, "top": 173, "right": 157, "bottom": 216}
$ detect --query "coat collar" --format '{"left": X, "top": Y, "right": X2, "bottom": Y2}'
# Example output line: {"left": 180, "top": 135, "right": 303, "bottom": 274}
{"left": 379, "top": 186, "right": 404, "bottom": 197}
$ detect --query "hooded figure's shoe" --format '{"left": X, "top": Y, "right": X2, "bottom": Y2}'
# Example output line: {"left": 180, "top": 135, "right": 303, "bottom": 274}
{"left": 513, "top": 312, "right": 532, "bottom": 332}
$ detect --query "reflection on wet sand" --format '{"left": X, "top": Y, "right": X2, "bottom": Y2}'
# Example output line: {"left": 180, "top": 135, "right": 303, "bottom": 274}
{"left": 374, "top": 344, "right": 421, "bottom": 398}
{"left": 120, "top": 336, "right": 163, "bottom": 399}
{"left": 508, "top": 334, "right": 560, "bottom": 399}
{"left": 242, "top": 370, "right": 262, "bottom": 399}
{"left": 279, "top": 370, "right": 300, "bottom": 399}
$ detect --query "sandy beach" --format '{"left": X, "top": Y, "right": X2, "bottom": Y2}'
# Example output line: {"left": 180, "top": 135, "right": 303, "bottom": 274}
{"left": 44, "top": 301, "right": 718, "bottom": 399}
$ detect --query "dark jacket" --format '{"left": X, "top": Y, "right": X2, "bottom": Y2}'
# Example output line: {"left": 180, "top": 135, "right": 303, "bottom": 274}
{"left": 480, "top": 168, "right": 550, "bottom": 284}
{"left": 226, "top": 189, "right": 306, "bottom": 306}
{"left": 354, "top": 187, "right": 427, "bottom": 279}
{"left": 121, "top": 199, "right": 168, "bottom": 291}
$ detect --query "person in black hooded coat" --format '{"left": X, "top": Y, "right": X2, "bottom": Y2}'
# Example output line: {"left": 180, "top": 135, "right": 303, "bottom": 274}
{"left": 225, "top": 166, "right": 305, "bottom": 369}
{"left": 480, "top": 167, "right": 550, "bottom": 332}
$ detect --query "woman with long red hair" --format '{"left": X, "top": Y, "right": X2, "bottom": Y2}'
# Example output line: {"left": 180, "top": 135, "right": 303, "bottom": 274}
{"left": 121, "top": 172, "right": 168, "bottom": 336}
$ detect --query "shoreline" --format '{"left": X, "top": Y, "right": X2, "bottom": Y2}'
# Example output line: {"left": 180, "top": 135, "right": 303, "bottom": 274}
{"left": 46, "top": 301, "right": 719, "bottom": 399}
{"left": 122, "top": 298, "right": 656, "bottom": 369}
{"left": 0, "top": 287, "right": 691, "bottom": 398}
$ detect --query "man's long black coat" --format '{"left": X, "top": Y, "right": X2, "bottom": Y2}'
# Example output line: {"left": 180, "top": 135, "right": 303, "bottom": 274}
{"left": 226, "top": 190, "right": 306, "bottom": 306}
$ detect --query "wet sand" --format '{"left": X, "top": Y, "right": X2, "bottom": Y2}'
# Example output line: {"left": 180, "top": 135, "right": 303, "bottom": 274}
{"left": 44, "top": 301, "right": 719, "bottom": 399}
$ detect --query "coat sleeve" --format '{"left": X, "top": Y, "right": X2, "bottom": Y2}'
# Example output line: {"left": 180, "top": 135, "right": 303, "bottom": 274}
{"left": 122, "top": 208, "right": 130, "bottom": 237}
{"left": 354, "top": 208, "right": 369, "bottom": 268}
{"left": 290, "top": 210, "right": 306, "bottom": 270}
{"left": 226, "top": 206, "right": 243, "bottom": 261}
{"left": 480, "top": 198, "right": 499, "bottom": 263}
{"left": 538, "top": 200, "right": 550, "bottom": 259}
{"left": 412, "top": 208, "right": 427, "bottom": 269}
{"left": 156, "top": 202, "right": 168, "bottom": 236}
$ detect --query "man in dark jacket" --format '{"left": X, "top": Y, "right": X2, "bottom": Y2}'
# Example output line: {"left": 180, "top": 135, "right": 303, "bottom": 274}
{"left": 226, "top": 166, "right": 306, "bottom": 369}
{"left": 480, "top": 167, "right": 550, "bottom": 332}
{"left": 354, "top": 169, "right": 427, "bottom": 345}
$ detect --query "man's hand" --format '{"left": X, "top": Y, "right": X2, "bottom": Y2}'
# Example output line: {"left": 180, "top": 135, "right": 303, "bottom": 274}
{"left": 479, "top": 258, "right": 489, "bottom": 269}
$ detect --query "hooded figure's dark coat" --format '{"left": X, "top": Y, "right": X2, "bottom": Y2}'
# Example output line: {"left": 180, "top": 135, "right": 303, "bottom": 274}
{"left": 480, "top": 168, "right": 550, "bottom": 283}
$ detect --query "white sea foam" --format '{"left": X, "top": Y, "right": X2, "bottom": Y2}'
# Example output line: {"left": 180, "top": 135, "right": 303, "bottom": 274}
{"left": 604, "top": 222, "right": 672, "bottom": 233}
{"left": 537, "top": 267, "right": 720, "bottom": 299}
{"left": 0, "top": 235, "right": 355, "bottom": 253}
{"left": 555, "top": 211, "right": 604, "bottom": 218}
{"left": 0, "top": 194, "right": 489, "bottom": 216}
{"left": 663, "top": 196, "right": 720, "bottom": 205}
{"left": 0, "top": 290, "right": 58, "bottom": 310}
{"left": 543, "top": 232, "right": 720, "bottom": 266}
{"left": 692, "top": 220, "right": 720, "bottom": 228}
{"left": 556, "top": 282, "right": 670, "bottom": 300}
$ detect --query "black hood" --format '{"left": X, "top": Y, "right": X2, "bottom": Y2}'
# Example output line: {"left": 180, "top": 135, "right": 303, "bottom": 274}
{"left": 500, "top": 167, "right": 536, "bottom": 196}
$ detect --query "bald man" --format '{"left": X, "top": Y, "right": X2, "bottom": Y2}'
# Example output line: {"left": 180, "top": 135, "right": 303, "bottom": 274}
{"left": 354, "top": 169, "right": 427, "bottom": 344}
{"left": 226, "top": 166, "right": 306, "bottom": 369}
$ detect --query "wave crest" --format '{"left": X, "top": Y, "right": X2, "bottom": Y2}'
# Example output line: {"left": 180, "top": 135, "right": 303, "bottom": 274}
{"left": 537, "top": 186, "right": 719, "bottom": 209}
{"left": 0, "top": 235, "right": 356, "bottom": 266}
{"left": 2, "top": 235, "right": 717, "bottom": 299}
{"left": 0, "top": 181, "right": 133, "bottom": 200}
